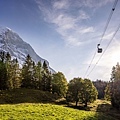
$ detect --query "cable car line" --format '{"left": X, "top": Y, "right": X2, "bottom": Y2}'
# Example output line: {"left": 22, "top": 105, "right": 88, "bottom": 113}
{"left": 87, "top": 22, "right": 120, "bottom": 78}
{"left": 84, "top": 0, "right": 118, "bottom": 78}
{"left": 84, "top": 51, "right": 96, "bottom": 78}
{"left": 99, "top": 0, "right": 118, "bottom": 45}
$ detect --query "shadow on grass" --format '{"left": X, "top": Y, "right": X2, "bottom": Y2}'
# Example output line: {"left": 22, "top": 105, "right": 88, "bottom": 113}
{"left": 0, "top": 88, "right": 59, "bottom": 104}
{"left": 63, "top": 99, "right": 120, "bottom": 120}
{"left": 65, "top": 104, "right": 115, "bottom": 120}
{"left": 53, "top": 99, "right": 119, "bottom": 120}
{"left": 65, "top": 105, "right": 86, "bottom": 110}
{"left": 96, "top": 102, "right": 120, "bottom": 120}
{"left": 97, "top": 102, "right": 112, "bottom": 112}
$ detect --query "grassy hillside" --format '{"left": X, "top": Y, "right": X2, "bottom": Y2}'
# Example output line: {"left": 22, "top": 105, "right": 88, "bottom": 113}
{"left": 0, "top": 89, "right": 119, "bottom": 120}
{"left": 0, "top": 88, "right": 58, "bottom": 104}
{"left": 0, "top": 103, "right": 115, "bottom": 120}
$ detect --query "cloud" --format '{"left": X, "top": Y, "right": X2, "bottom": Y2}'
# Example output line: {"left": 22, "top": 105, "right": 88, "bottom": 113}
{"left": 103, "top": 32, "right": 114, "bottom": 40}
{"left": 35, "top": 0, "right": 114, "bottom": 47}
{"left": 35, "top": 0, "right": 115, "bottom": 43}
{"left": 35, "top": 0, "right": 95, "bottom": 46}
{"left": 74, "top": 0, "right": 114, "bottom": 8}
{"left": 100, "top": 41, "right": 120, "bottom": 66}
{"left": 53, "top": 0, "right": 69, "bottom": 10}
{"left": 79, "top": 27, "right": 94, "bottom": 34}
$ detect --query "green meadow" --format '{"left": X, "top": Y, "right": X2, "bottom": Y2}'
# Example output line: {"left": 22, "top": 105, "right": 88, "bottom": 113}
{"left": 0, "top": 89, "right": 119, "bottom": 120}
{"left": 0, "top": 103, "right": 114, "bottom": 120}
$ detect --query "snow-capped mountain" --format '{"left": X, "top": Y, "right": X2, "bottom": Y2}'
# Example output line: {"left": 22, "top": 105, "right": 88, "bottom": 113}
{"left": 0, "top": 26, "right": 55, "bottom": 73}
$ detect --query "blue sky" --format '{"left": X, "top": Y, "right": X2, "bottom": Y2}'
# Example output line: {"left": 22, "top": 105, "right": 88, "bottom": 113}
{"left": 0, "top": 0, "right": 120, "bottom": 81}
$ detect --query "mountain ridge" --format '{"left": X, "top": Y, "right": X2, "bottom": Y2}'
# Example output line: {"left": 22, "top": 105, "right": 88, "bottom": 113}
{"left": 0, "top": 26, "right": 55, "bottom": 73}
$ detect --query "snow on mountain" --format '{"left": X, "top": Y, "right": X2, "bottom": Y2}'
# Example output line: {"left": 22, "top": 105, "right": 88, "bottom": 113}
{"left": 0, "top": 26, "right": 55, "bottom": 73}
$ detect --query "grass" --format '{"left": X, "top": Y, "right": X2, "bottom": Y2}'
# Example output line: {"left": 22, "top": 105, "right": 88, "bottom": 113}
{"left": 0, "top": 103, "right": 115, "bottom": 120}
{"left": 0, "top": 89, "right": 119, "bottom": 120}
{"left": 89, "top": 99, "right": 120, "bottom": 120}
{"left": 88, "top": 99, "right": 111, "bottom": 112}
{"left": 0, "top": 88, "right": 58, "bottom": 104}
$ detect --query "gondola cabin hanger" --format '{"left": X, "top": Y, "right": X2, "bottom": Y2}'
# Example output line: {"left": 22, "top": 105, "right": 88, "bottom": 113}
{"left": 97, "top": 44, "right": 102, "bottom": 53}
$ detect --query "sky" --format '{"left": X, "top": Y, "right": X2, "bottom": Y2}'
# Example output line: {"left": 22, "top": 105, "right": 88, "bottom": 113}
{"left": 0, "top": 0, "right": 120, "bottom": 81}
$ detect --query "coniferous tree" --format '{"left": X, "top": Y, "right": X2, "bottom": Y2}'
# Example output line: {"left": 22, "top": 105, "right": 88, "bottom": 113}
{"left": 36, "top": 61, "right": 42, "bottom": 89}
{"left": 41, "top": 61, "right": 52, "bottom": 91}
{"left": 30, "top": 61, "right": 43, "bottom": 89}
{"left": 93, "top": 80, "right": 107, "bottom": 99}
{"left": 21, "top": 54, "right": 34, "bottom": 88}
{"left": 0, "top": 51, "right": 8, "bottom": 89}
{"left": 31, "top": 61, "right": 37, "bottom": 88}
{"left": 3, "top": 52, "right": 21, "bottom": 89}
{"left": 111, "top": 66, "right": 116, "bottom": 81}
{"left": 5, "top": 52, "right": 11, "bottom": 62}
{"left": 114, "top": 63, "right": 120, "bottom": 81}
{"left": 104, "top": 82, "right": 111, "bottom": 101}
{"left": 0, "top": 61, "right": 8, "bottom": 90}
{"left": 31, "top": 61, "right": 40, "bottom": 89}
{"left": 10, "top": 58, "right": 21, "bottom": 89}
{"left": 105, "top": 63, "right": 120, "bottom": 110}
{"left": 0, "top": 51, "right": 6, "bottom": 62}
{"left": 0, "top": 52, "right": 17, "bottom": 90}
{"left": 5, "top": 52, "right": 12, "bottom": 89}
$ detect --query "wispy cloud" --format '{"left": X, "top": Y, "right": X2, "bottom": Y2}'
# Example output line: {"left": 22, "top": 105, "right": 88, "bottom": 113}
{"left": 35, "top": 0, "right": 114, "bottom": 47}
{"left": 52, "top": 0, "right": 69, "bottom": 10}
{"left": 74, "top": 0, "right": 114, "bottom": 8}
{"left": 35, "top": 0, "right": 97, "bottom": 46}
{"left": 103, "top": 32, "right": 114, "bottom": 40}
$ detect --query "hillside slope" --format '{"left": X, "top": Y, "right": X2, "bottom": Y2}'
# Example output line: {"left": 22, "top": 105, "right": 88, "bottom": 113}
{"left": 0, "top": 88, "right": 58, "bottom": 104}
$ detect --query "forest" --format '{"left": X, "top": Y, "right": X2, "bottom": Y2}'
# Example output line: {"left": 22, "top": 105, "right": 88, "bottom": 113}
{"left": 0, "top": 50, "right": 120, "bottom": 111}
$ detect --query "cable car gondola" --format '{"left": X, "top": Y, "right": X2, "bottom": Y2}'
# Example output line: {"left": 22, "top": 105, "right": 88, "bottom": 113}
{"left": 97, "top": 44, "right": 102, "bottom": 53}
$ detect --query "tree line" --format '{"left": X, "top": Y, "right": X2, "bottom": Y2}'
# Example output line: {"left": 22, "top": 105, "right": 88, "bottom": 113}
{"left": 105, "top": 63, "right": 120, "bottom": 110}
{"left": 0, "top": 51, "right": 98, "bottom": 107}
{"left": 93, "top": 80, "right": 107, "bottom": 99}
{"left": 0, "top": 51, "right": 68, "bottom": 96}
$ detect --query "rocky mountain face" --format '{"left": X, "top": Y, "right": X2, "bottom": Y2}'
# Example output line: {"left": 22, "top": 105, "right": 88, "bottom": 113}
{"left": 0, "top": 27, "right": 55, "bottom": 73}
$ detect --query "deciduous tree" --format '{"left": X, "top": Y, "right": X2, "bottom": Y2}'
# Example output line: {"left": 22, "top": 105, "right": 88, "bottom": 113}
{"left": 67, "top": 78, "right": 97, "bottom": 107}
{"left": 52, "top": 72, "right": 68, "bottom": 97}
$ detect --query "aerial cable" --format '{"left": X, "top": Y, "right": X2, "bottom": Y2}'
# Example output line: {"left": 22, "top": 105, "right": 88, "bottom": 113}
{"left": 83, "top": 0, "right": 118, "bottom": 78}
{"left": 87, "top": 22, "right": 120, "bottom": 78}
{"left": 99, "top": 0, "right": 118, "bottom": 45}
{"left": 84, "top": 51, "right": 96, "bottom": 78}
